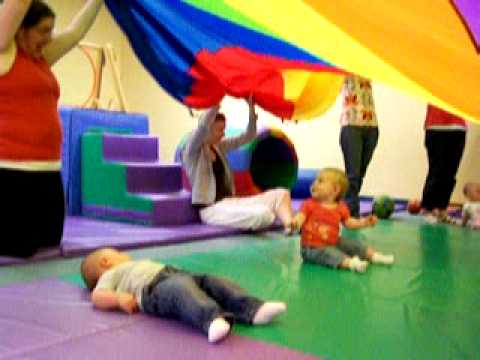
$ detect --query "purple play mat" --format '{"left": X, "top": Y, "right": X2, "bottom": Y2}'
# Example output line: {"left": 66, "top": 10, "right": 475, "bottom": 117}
{"left": 0, "top": 217, "right": 246, "bottom": 266}
{"left": 0, "top": 198, "right": 404, "bottom": 266}
{"left": 0, "top": 279, "right": 320, "bottom": 360}
{"left": 60, "top": 216, "right": 246, "bottom": 256}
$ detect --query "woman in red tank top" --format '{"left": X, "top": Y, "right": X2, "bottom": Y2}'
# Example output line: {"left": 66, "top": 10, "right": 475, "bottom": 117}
{"left": 420, "top": 104, "right": 467, "bottom": 224}
{"left": 0, "top": 0, "right": 103, "bottom": 257}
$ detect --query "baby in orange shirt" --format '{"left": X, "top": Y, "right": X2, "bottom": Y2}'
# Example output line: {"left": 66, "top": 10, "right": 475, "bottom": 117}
{"left": 291, "top": 168, "right": 394, "bottom": 272}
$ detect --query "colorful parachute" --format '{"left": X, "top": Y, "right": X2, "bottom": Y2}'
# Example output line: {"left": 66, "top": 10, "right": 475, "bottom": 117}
{"left": 105, "top": 1, "right": 480, "bottom": 123}
{"left": 453, "top": 0, "right": 480, "bottom": 52}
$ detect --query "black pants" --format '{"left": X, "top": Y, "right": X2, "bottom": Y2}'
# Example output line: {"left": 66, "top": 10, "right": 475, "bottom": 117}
{"left": 142, "top": 266, "right": 263, "bottom": 334}
{"left": 421, "top": 130, "right": 466, "bottom": 211}
{"left": 0, "top": 169, "right": 65, "bottom": 258}
{"left": 340, "top": 125, "right": 379, "bottom": 217}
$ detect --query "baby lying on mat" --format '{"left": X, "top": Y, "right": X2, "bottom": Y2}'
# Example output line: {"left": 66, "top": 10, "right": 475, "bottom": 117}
{"left": 81, "top": 247, "right": 286, "bottom": 343}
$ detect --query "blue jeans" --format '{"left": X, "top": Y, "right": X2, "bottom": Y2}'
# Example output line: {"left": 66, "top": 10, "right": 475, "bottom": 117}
{"left": 340, "top": 125, "right": 379, "bottom": 217}
{"left": 141, "top": 266, "right": 263, "bottom": 334}
{"left": 301, "top": 237, "right": 368, "bottom": 268}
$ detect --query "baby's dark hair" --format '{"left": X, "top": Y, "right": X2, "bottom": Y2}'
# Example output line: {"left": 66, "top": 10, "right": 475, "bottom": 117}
{"left": 215, "top": 113, "right": 226, "bottom": 122}
{"left": 21, "top": 0, "right": 55, "bottom": 29}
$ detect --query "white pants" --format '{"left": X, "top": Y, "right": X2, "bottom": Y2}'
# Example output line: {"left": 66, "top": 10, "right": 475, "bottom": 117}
{"left": 199, "top": 188, "right": 289, "bottom": 230}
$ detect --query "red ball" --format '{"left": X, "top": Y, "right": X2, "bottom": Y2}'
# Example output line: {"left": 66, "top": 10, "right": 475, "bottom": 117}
{"left": 407, "top": 199, "right": 421, "bottom": 214}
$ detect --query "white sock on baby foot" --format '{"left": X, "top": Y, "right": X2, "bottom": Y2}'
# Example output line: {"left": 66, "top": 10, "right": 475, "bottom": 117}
{"left": 371, "top": 252, "right": 395, "bottom": 265}
{"left": 208, "top": 317, "right": 231, "bottom": 343}
{"left": 252, "top": 302, "right": 287, "bottom": 325}
{"left": 349, "top": 256, "right": 369, "bottom": 273}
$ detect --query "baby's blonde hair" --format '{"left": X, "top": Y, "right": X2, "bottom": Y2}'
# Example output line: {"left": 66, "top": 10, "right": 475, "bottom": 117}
{"left": 313, "top": 167, "right": 349, "bottom": 201}
{"left": 80, "top": 248, "right": 110, "bottom": 291}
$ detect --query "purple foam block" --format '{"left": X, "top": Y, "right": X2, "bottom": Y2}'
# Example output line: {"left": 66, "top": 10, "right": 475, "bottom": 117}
{"left": 151, "top": 191, "right": 200, "bottom": 225}
{"left": 82, "top": 190, "right": 199, "bottom": 226}
{"left": 103, "top": 133, "right": 159, "bottom": 162}
{"left": 82, "top": 204, "right": 151, "bottom": 223}
{"left": 126, "top": 163, "right": 183, "bottom": 193}
{"left": 0, "top": 279, "right": 320, "bottom": 360}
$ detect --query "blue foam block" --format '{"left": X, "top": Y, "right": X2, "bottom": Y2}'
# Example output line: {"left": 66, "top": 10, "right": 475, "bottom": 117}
{"left": 60, "top": 107, "right": 73, "bottom": 201}
{"left": 60, "top": 107, "right": 149, "bottom": 215}
{"left": 291, "top": 168, "right": 318, "bottom": 199}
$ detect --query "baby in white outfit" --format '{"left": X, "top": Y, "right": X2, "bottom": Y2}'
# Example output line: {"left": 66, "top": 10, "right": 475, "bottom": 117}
{"left": 462, "top": 183, "right": 480, "bottom": 230}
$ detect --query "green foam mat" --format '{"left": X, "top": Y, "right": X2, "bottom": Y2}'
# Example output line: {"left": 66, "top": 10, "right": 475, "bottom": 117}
{"left": 6, "top": 217, "right": 480, "bottom": 360}
{"left": 152, "top": 221, "right": 480, "bottom": 359}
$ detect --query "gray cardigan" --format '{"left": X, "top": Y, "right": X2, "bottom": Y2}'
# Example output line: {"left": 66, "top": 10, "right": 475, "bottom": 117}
{"left": 183, "top": 106, "right": 257, "bottom": 205}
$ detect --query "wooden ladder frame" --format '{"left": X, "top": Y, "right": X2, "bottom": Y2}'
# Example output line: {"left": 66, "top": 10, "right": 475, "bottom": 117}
{"left": 78, "top": 42, "right": 129, "bottom": 112}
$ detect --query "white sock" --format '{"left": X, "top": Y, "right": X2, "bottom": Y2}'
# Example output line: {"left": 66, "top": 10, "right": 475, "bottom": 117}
{"left": 252, "top": 302, "right": 287, "bottom": 325}
{"left": 348, "top": 256, "right": 368, "bottom": 273}
{"left": 371, "top": 252, "right": 395, "bottom": 265}
{"left": 208, "top": 317, "right": 231, "bottom": 343}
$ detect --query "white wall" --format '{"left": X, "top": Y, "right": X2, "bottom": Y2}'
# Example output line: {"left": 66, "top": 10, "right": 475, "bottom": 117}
{"left": 217, "top": 85, "right": 480, "bottom": 203}
{"left": 48, "top": 1, "right": 479, "bottom": 204}
{"left": 48, "top": 1, "right": 124, "bottom": 108}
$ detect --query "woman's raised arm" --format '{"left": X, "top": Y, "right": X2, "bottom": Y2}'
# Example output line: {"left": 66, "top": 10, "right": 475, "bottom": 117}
{"left": 0, "top": 0, "right": 32, "bottom": 51}
{"left": 43, "top": 0, "right": 103, "bottom": 65}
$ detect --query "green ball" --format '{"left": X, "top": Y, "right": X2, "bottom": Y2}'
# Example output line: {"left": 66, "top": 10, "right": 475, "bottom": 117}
{"left": 372, "top": 195, "right": 395, "bottom": 219}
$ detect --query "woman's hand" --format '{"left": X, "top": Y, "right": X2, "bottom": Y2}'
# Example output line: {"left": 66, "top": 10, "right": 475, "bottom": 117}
{"left": 247, "top": 94, "right": 257, "bottom": 122}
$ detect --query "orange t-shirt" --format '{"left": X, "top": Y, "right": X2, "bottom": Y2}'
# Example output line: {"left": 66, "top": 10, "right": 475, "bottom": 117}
{"left": 0, "top": 49, "right": 62, "bottom": 161}
{"left": 300, "top": 199, "right": 350, "bottom": 247}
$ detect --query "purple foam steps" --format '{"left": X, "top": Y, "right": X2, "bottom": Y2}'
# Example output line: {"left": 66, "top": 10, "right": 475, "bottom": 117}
{"left": 90, "top": 132, "right": 201, "bottom": 226}
{"left": 103, "top": 133, "right": 159, "bottom": 162}
{"left": 136, "top": 191, "right": 200, "bottom": 226}
{"left": 82, "top": 204, "right": 152, "bottom": 224}
{"left": 126, "top": 163, "right": 182, "bottom": 193}
{"left": 84, "top": 192, "right": 199, "bottom": 227}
